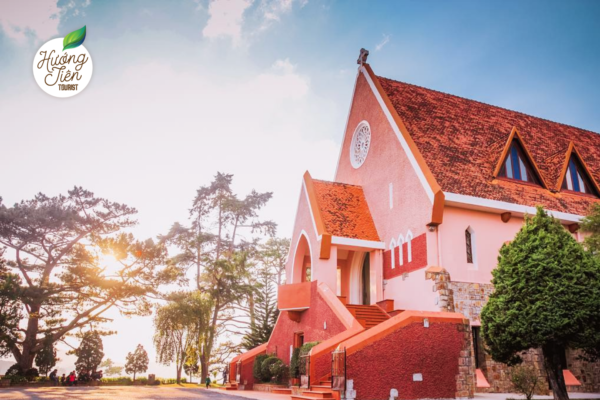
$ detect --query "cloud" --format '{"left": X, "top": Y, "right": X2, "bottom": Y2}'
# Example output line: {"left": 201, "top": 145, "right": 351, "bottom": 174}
{"left": 0, "top": 0, "right": 60, "bottom": 42}
{"left": 202, "top": 0, "right": 254, "bottom": 46}
{"left": 375, "top": 33, "right": 391, "bottom": 51}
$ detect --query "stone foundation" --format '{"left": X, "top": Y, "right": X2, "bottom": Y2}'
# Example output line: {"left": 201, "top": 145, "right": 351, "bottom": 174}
{"left": 427, "top": 272, "right": 600, "bottom": 394}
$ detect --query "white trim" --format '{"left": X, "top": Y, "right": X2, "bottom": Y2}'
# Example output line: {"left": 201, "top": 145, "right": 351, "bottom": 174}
{"left": 291, "top": 230, "right": 313, "bottom": 284}
{"left": 302, "top": 179, "right": 321, "bottom": 238}
{"left": 360, "top": 67, "right": 434, "bottom": 203}
{"left": 444, "top": 192, "right": 584, "bottom": 223}
{"left": 331, "top": 236, "right": 386, "bottom": 250}
{"left": 405, "top": 230, "right": 413, "bottom": 263}
{"left": 389, "top": 238, "right": 396, "bottom": 269}
{"left": 397, "top": 234, "right": 404, "bottom": 266}
{"left": 334, "top": 69, "right": 361, "bottom": 180}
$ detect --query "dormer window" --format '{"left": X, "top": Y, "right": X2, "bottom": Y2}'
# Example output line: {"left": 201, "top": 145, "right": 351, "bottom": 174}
{"left": 562, "top": 155, "right": 598, "bottom": 196}
{"left": 498, "top": 141, "right": 540, "bottom": 185}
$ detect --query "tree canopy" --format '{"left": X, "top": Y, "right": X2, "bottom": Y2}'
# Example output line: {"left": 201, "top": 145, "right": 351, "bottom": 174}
{"left": 153, "top": 291, "right": 211, "bottom": 384}
{"left": 125, "top": 344, "right": 149, "bottom": 381}
{"left": 481, "top": 207, "right": 600, "bottom": 400}
{"left": 0, "top": 188, "right": 185, "bottom": 370}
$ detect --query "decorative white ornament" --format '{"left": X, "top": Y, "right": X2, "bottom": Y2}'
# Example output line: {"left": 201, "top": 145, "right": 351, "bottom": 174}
{"left": 350, "top": 121, "right": 371, "bottom": 169}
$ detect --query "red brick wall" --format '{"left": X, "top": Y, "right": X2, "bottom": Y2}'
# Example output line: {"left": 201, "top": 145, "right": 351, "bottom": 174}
{"left": 267, "top": 281, "right": 347, "bottom": 364}
{"left": 346, "top": 322, "right": 464, "bottom": 400}
{"left": 383, "top": 234, "right": 427, "bottom": 279}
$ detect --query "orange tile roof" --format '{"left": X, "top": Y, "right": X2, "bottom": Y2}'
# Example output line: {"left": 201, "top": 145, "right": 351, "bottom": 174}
{"left": 377, "top": 75, "right": 600, "bottom": 216}
{"left": 311, "top": 179, "right": 380, "bottom": 241}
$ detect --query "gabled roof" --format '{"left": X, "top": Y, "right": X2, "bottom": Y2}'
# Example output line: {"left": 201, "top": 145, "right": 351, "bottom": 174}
{"left": 377, "top": 75, "right": 600, "bottom": 216}
{"left": 304, "top": 172, "right": 380, "bottom": 242}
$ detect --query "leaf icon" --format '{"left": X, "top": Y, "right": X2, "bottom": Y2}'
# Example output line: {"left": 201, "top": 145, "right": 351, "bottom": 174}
{"left": 63, "top": 26, "right": 86, "bottom": 51}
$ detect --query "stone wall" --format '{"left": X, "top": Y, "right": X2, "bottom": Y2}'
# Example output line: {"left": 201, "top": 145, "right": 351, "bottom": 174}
{"left": 427, "top": 272, "right": 600, "bottom": 394}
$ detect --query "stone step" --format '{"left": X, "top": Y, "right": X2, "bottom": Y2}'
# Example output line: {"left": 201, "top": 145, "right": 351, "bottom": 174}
{"left": 302, "top": 391, "right": 333, "bottom": 398}
{"left": 310, "top": 385, "right": 334, "bottom": 391}
{"left": 272, "top": 389, "right": 292, "bottom": 394}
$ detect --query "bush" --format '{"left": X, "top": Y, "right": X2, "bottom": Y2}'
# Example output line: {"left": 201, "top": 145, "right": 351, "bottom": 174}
{"left": 24, "top": 368, "right": 39, "bottom": 382}
{"left": 289, "top": 348, "right": 301, "bottom": 379}
{"left": 253, "top": 354, "right": 269, "bottom": 382}
{"left": 160, "top": 377, "right": 187, "bottom": 384}
{"left": 100, "top": 377, "right": 133, "bottom": 385}
{"left": 5, "top": 364, "right": 28, "bottom": 384}
{"left": 270, "top": 359, "right": 288, "bottom": 384}
{"left": 298, "top": 342, "right": 319, "bottom": 376}
{"left": 510, "top": 364, "right": 544, "bottom": 400}
{"left": 5, "top": 364, "right": 23, "bottom": 377}
{"left": 260, "top": 356, "right": 280, "bottom": 383}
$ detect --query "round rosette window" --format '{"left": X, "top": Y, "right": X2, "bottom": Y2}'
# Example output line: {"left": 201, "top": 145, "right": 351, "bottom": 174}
{"left": 350, "top": 121, "right": 371, "bottom": 169}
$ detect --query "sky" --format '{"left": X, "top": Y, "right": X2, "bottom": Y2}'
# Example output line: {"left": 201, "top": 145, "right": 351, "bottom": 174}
{"left": 2, "top": 0, "right": 600, "bottom": 379}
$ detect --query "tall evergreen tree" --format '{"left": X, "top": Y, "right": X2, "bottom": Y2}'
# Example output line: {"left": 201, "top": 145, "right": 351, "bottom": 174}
{"left": 72, "top": 331, "right": 104, "bottom": 374}
{"left": 35, "top": 336, "right": 58, "bottom": 376}
{"left": 481, "top": 207, "right": 600, "bottom": 400}
{"left": 241, "top": 265, "right": 278, "bottom": 350}
{"left": 161, "top": 173, "right": 275, "bottom": 381}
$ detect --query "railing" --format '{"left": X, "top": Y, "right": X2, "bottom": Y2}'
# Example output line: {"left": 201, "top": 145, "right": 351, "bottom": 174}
{"left": 331, "top": 347, "right": 346, "bottom": 397}
{"left": 300, "top": 353, "right": 311, "bottom": 388}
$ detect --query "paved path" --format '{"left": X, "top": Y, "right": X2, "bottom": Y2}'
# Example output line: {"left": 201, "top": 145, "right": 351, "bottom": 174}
{"left": 0, "top": 386, "right": 284, "bottom": 400}
{"left": 2, "top": 387, "right": 600, "bottom": 400}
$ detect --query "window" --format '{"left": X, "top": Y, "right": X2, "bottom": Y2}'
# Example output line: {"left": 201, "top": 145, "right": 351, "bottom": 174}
{"left": 389, "top": 239, "right": 396, "bottom": 269}
{"left": 498, "top": 141, "right": 540, "bottom": 185}
{"left": 472, "top": 327, "right": 481, "bottom": 368}
{"left": 406, "top": 231, "right": 413, "bottom": 263}
{"left": 465, "top": 229, "right": 473, "bottom": 264}
{"left": 562, "top": 156, "right": 597, "bottom": 196}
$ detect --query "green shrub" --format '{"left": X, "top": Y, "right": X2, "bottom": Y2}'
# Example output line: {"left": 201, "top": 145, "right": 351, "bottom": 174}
{"left": 270, "top": 359, "right": 288, "bottom": 384}
{"left": 100, "top": 377, "right": 133, "bottom": 385}
{"left": 289, "top": 348, "right": 301, "bottom": 379}
{"left": 5, "top": 364, "right": 23, "bottom": 377}
{"left": 253, "top": 354, "right": 269, "bottom": 382}
{"left": 298, "top": 342, "right": 319, "bottom": 376}
{"left": 510, "top": 364, "right": 544, "bottom": 400}
{"left": 260, "top": 356, "right": 280, "bottom": 382}
{"left": 24, "top": 368, "right": 39, "bottom": 382}
{"left": 160, "top": 377, "right": 187, "bottom": 384}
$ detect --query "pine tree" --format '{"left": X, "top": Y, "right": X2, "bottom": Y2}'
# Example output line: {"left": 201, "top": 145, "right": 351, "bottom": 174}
{"left": 125, "top": 344, "right": 149, "bottom": 381}
{"left": 35, "top": 336, "right": 58, "bottom": 376}
{"left": 481, "top": 207, "right": 600, "bottom": 400}
{"left": 72, "top": 331, "right": 104, "bottom": 374}
{"left": 241, "top": 265, "right": 278, "bottom": 350}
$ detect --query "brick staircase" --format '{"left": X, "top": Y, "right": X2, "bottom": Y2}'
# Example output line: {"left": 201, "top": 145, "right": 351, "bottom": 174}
{"left": 291, "top": 378, "right": 335, "bottom": 400}
{"left": 345, "top": 304, "right": 390, "bottom": 329}
{"left": 223, "top": 382, "right": 238, "bottom": 390}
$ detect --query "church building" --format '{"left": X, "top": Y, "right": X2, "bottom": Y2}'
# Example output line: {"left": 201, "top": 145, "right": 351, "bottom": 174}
{"left": 229, "top": 52, "right": 600, "bottom": 400}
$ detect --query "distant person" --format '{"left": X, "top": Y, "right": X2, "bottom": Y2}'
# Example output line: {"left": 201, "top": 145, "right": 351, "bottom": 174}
{"left": 68, "top": 371, "right": 76, "bottom": 386}
{"left": 60, "top": 374, "right": 66, "bottom": 386}
{"left": 205, "top": 376, "right": 211, "bottom": 389}
{"left": 222, "top": 366, "right": 228, "bottom": 385}
{"left": 49, "top": 369, "right": 58, "bottom": 386}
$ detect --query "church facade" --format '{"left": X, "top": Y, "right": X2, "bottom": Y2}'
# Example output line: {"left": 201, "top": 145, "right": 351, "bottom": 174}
{"left": 229, "top": 58, "right": 600, "bottom": 399}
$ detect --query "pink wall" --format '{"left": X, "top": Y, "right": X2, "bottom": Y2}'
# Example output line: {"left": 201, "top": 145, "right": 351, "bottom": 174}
{"left": 335, "top": 73, "right": 433, "bottom": 256}
{"left": 440, "top": 207, "right": 526, "bottom": 283}
{"left": 333, "top": 71, "right": 439, "bottom": 310}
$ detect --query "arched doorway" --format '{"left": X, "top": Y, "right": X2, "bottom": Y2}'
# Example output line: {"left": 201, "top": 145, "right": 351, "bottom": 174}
{"left": 360, "top": 254, "right": 371, "bottom": 305}
{"left": 292, "top": 232, "right": 312, "bottom": 284}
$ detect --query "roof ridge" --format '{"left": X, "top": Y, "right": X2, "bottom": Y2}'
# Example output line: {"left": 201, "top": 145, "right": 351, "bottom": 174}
{"left": 376, "top": 74, "right": 600, "bottom": 137}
